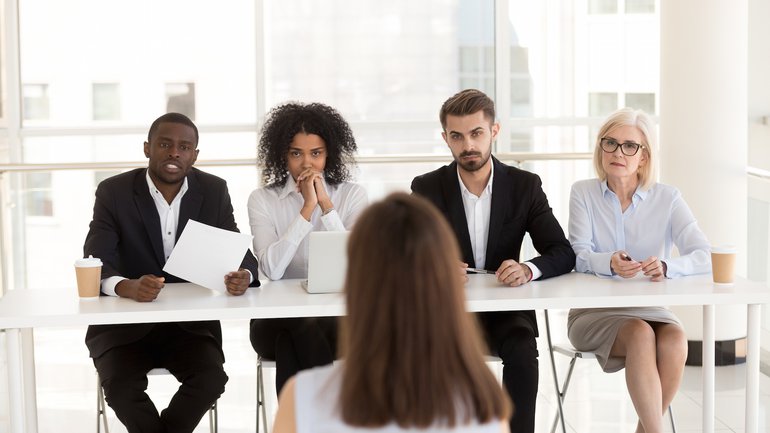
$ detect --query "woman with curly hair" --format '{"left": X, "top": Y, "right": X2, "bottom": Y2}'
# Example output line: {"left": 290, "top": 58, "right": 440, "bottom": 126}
{"left": 248, "top": 102, "right": 368, "bottom": 393}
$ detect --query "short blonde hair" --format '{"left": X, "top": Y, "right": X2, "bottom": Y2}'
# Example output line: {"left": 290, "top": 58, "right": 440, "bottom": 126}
{"left": 593, "top": 107, "right": 657, "bottom": 190}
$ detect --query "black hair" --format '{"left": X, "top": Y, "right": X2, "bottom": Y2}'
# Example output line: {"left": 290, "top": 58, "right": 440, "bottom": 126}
{"left": 147, "top": 112, "right": 199, "bottom": 145}
{"left": 258, "top": 102, "right": 357, "bottom": 187}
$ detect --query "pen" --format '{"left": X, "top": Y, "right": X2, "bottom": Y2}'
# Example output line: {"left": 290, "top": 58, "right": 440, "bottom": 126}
{"left": 620, "top": 253, "right": 633, "bottom": 262}
{"left": 466, "top": 267, "right": 496, "bottom": 274}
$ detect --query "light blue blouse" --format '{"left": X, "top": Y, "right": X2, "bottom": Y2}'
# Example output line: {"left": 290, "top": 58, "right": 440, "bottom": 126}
{"left": 569, "top": 179, "right": 711, "bottom": 278}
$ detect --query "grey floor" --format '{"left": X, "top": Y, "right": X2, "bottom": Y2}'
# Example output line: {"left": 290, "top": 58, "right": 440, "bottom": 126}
{"left": 1, "top": 311, "right": 768, "bottom": 433}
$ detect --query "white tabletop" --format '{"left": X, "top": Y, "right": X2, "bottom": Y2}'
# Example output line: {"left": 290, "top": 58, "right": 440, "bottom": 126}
{"left": 2, "top": 271, "right": 769, "bottom": 433}
{"left": 1, "top": 272, "right": 768, "bottom": 330}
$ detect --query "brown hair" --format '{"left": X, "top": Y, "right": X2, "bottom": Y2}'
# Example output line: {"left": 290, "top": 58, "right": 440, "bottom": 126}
{"left": 339, "top": 193, "right": 512, "bottom": 428}
{"left": 439, "top": 89, "right": 496, "bottom": 130}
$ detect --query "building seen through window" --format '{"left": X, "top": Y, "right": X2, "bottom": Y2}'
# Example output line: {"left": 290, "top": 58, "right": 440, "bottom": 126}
{"left": 92, "top": 83, "right": 121, "bottom": 121}
{"left": 22, "top": 83, "right": 50, "bottom": 121}
{"left": 589, "top": 92, "right": 619, "bottom": 117}
{"left": 165, "top": 83, "right": 196, "bottom": 121}
{"left": 625, "top": 0, "right": 655, "bottom": 14}
{"left": 625, "top": 92, "right": 655, "bottom": 115}
{"left": 24, "top": 172, "right": 53, "bottom": 217}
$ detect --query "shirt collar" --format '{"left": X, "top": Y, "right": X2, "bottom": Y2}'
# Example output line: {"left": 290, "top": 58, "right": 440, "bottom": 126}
{"left": 600, "top": 179, "right": 647, "bottom": 202}
{"left": 145, "top": 169, "right": 188, "bottom": 202}
{"left": 457, "top": 161, "right": 494, "bottom": 198}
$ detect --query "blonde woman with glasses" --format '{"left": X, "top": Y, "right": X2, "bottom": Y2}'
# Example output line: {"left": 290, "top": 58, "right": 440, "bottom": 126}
{"left": 567, "top": 108, "right": 711, "bottom": 433}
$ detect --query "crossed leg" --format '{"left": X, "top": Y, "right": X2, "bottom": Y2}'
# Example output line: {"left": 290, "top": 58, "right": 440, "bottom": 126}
{"left": 609, "top": 319, "right": 687, "bottom": 433}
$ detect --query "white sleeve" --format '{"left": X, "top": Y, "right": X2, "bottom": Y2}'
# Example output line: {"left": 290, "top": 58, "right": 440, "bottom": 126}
{"left": 663, "top": 192, "right": 712, "bottom": 277}
{"left": 248, "top": 190, "right": 312, "bottom": 280}
{"left": 523, "top": 262, "right": 543, "bottom": 281}
{"left": 321, "top": 183, "right": 369, "bottom": 231}
{"left": 101, "top": 276, "right": 126, "bottom": 297}
{"left": 569, "top": 183, "right": 613, "bottom": 276}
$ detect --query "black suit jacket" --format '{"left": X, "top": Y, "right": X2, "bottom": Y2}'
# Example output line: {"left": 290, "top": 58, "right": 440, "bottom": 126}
{"left": 84, "top": 167, "right": 260, "bottom": 358}
{"left": 411, "top": 157, "right": 575, "bottom": 335}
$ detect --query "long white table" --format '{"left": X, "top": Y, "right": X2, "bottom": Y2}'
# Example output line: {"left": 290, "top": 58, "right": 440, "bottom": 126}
{"left": 1, "top": 272, "right": 768, "bottom": 433}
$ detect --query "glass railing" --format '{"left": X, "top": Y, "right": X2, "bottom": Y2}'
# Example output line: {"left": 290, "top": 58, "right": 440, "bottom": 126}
{"left": 0, "top": 153, "right": 593, "bottom": 293}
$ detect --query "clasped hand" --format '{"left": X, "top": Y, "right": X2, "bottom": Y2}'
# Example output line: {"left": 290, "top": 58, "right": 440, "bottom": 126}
{"left": 297, "top": 169, "right": 332, "bottom": 220}
{"left": 611, "top": 251, "right": 666, "bottom": 282}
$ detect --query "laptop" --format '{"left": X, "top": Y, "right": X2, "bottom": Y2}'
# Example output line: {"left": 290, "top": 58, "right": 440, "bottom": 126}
{"left": 301, "top": 231, "right": 349, "bottom": 293}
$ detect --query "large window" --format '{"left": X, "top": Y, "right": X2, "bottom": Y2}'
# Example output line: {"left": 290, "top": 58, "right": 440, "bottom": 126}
{"left": 18, "top": 0, "right": 257, "bottom": 127}
{"left": 4, "top": 0, "right": 659, "bottom": 292}
{"left": 265, "top": 0, "right": 486, "bottom": 155}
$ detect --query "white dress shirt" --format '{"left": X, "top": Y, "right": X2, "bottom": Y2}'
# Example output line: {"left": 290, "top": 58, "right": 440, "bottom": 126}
{"left": 248, "top": 176, "right": 368, "bottom": 280}
{"left": 458, "top": 165, "right": 493, "bottom": 269}
{"left": 569, "top": 178, "right": 711, "bottom": 277}
{"left": 100, "top": 171, "right": 189, "bottom": 296}
{"left": 457, "top": 164, "right": 541, "bottom": 279}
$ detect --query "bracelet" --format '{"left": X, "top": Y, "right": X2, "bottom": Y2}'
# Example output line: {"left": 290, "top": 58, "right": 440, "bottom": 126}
{"left": 322, "top": 207, "right": 334, "bottom": 215}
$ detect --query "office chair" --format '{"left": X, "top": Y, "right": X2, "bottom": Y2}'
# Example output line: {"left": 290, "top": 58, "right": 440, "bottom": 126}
{"left": 96, "top": 368, "right": 218, "bottom": 433}
{"left": 544, "top": 309, "right": 676, "bottom": 433}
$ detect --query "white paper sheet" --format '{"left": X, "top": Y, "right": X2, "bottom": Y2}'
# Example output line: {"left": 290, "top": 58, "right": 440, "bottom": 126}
{"left": 163, "top": 220, "right": 253, "bottom": 292}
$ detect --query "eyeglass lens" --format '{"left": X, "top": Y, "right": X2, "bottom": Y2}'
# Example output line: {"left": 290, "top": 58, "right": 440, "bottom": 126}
{"left": 600, "top": 138, "right": 641, "bottom": 156}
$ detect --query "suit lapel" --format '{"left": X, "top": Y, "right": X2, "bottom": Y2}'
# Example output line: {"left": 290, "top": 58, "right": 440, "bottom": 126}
{"left": 133, "top": 169, "right": 166, "bottom": 266}
{"left": 442, "top": 162, "right": 475, "bottom": 266}
{"left": 178, "top": 169, "right": 203, "bottom": 241}
{"left": 486, "top": 157, "right": 511, "bottom": 263}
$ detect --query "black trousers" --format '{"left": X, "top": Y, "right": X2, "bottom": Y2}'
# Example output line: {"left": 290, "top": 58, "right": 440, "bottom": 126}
{"left": 250, "top": 317, "right": 338, "bottom": 394}
{"left": 479, "top": 311, "right": 539, "bottom": 433}
{"left": 93, "top": 323, "right": 227, "bottom": 433}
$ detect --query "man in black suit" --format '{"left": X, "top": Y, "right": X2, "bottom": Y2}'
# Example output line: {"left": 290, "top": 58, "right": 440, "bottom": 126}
{"left": 411, "top": 89, "right": 575, "bottom": 433}
{"left": 84, "top": 112, "right": 260, "bottom": 433}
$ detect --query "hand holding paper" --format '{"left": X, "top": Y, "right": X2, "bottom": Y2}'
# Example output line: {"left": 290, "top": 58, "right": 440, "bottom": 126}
{"left": 163, "top": 220, "right": 253, "bottom": 292}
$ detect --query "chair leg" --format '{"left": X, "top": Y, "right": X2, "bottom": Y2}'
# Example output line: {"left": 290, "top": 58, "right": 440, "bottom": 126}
{"left": 96, "top": 378, "right": 110, "bottom": 433}
{"left": 256, "top": 361, "right": 261, "bottom": 433}
{"left": 668, "top": 404, "right": 676, "bottom": 433}
{"left": 256, "top": 360, "right": 268, "bottom": 433}
{"left": 550, "top": 356, "right": 577, "bottom": 433}
{"left": 545, "top": 310, "right": 568, "bottom": 433}
{"left": 209, "top": 401, "right": 218, "bottom": 433}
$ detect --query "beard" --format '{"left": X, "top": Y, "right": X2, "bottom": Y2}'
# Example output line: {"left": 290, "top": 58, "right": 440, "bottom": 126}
{"left": 455, "top": 148, "right": 492, "bottom": 172}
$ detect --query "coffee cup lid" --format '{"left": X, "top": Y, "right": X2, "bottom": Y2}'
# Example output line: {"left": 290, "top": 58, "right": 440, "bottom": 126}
{"left": 711, "top": 245, "right": 737, "bottom": 254}
{"left": 75, "top": 255, "right": 102, "bottom": 267}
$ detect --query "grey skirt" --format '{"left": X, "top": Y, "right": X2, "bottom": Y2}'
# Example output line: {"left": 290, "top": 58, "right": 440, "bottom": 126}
{"left": 567, "top": 307, "right": 682, "bottom": 373}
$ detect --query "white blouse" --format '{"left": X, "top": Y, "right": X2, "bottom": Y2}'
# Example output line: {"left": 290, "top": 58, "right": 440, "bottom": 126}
{"left": 247, "top": 176, "right": 368, "bottom": 280}
{"left": 569, "top": 179, "right": 711, "bottom": 278}
{"left": 294, "top": 364, "right": 503, "bottom": 433}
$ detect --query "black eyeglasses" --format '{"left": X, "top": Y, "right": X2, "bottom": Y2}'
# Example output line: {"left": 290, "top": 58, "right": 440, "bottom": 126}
{"left": 600, "top": 138, "right": 644, "bottom": 156}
